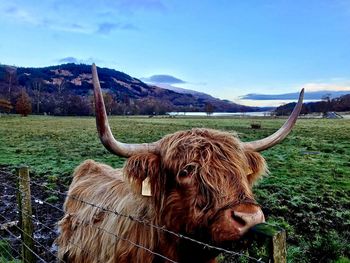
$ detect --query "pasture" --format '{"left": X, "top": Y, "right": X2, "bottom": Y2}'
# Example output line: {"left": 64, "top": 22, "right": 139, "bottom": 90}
{"left": 0, "top": 115, "right": 349, "bottom": 262}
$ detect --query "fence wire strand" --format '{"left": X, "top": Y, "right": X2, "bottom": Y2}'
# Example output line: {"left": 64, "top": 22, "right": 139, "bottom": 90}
{"left": 29, "top": 191, "right": 178, "bottom": 263}
{"left": 0, "top": 236, "right": 24, "bottom": 263}
{"left": 2, "top": 180, "right": 178, "bottom": 263}
{"left": 29, "top": 178, "right": 263, "bottom": 262}
{"left": 0, "top": 213, "right": 58, "bottom": 262}
{"left": 1, "top": 169, "right": 265, "bottom": 263}
{"left": 0, "top": 222, "right": 47, "bottom": 263}
{"left": 1, "top": 183, "right": 105, "bottom": 263}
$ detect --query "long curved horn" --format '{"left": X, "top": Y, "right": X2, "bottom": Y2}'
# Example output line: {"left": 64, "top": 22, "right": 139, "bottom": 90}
{"left": 243, "top": 89, "right": 304, "bottom": 152}
{"left": 92, "top": 63, "right": 159, "bottom": 157}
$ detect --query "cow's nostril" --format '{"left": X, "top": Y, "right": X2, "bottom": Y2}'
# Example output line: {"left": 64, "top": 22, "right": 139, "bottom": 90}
{"left": 231, "top": 211, "right": 246, "bottom": 226}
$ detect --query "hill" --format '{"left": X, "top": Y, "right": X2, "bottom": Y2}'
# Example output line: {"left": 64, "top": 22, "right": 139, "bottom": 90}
{"left": 0, "top": 64, "right": 255, "bottom": 115}
{"left": 274, "top": 94, "right": 350, "bottom": 115}
{"left": 150, "top": 83, "right": 217, "bottom": 101}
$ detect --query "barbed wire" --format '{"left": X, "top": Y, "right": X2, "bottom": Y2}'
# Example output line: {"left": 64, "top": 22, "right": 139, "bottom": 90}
{"left": 1, "top": 170, "right": 265, "bottom": 263}
{"left": 0, "top": 235, "right": 23, "bottom": 263}
{"left": 29, "top": 211, "right": 105, "bottom": 263}
{"left": 29, "top": 189, "right": 178, "bottom": 263}
{"left": 0, "top": 213, "right": 58, "bottom": 262}
{"left": 1, "top": 181, "right": 178, "bottom": 263}
{"left": 1, "top": 180, "right": 101, "bottom": 263}
{"left": 0, "top": 185, "right": 105, "bottom": 263}
{"left": 34, "top": 180, "right": 263, "bottom": 262}
{"left": 0, "top": 221, "right": 47, "bottom": 263}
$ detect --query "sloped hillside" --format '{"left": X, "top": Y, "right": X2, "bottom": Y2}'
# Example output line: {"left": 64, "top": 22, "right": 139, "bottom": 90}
{"left": 0, "top": 63, "right": 255, "bottom": 115}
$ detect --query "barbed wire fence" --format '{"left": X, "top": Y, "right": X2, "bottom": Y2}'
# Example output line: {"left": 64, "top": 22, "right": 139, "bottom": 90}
{"left": 0, "top": 166, "right": 286, "bottom": 263}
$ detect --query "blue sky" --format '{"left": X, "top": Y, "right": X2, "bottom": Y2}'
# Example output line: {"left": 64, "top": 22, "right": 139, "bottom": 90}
{"left": 0, "top": 0, "right": 349, "bottom": 106}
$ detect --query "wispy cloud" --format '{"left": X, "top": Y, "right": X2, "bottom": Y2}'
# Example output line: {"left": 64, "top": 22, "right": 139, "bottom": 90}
{"left": 58, "top": 57, "right": 79, "bottom": 64}
{"left": 299, "top": 82, "right": 350, "bottom": 92}
{"left": 241, "top": 87, "right": 350, "bottom": 101}
{"left": 57, "top": 57, "right": 103, "bottom": 64}
{"left": 241, "top": 90, "right": 350, "bottom": 102}
{"left": 115, "top": 0, "right": 166, "bottom": 12}
{"left": 52, "top": 0, "right": 166, "bottom": 13}
{"left": 3, "top": 6, "right": 39, "bottom": 25}
{"left": 0, "top": 3, "right": 139, "bottom": 35}
{"left": 47, "top": 0, "right": 166, "bottom": 31}
{"left": 142, "top": 75, "right": 186, "bottom": 84}
{"left": 0, "top": 4, "right": 91, "bottom": 34}
{"left": 46, "top": 22, "right": 91, "bottom": 34}
{"left": 96, "top": 22, "right": 138, "bottom": 34}
{"left": 121, "top": 23, "right": 139, "bottom": 30}
{"left": 241, "top": 80, "right": 350, "bottom": 101}
{"left": 96, "top": 23, "right": 119, "bottom": 34}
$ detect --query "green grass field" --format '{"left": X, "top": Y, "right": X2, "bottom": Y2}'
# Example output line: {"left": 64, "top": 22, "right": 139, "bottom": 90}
{"left": 0, "top": 115, "right": 349, "bottom": 262}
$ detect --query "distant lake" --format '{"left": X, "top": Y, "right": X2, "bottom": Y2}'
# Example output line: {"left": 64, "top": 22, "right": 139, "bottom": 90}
{"left": 168, "top": 112, "right": 272, "bottom": 117}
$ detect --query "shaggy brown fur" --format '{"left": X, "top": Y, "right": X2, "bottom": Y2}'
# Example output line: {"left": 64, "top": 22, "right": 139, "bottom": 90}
{"left": 56, "top": 128, "right": 267, "bottom": 263}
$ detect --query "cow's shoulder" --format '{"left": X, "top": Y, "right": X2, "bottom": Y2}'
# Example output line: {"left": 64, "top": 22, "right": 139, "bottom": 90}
{"left": 73, "top": 159, "right": 123, "bottom": 181}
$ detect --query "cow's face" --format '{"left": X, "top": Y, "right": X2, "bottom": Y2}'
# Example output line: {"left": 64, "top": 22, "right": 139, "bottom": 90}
{"left": 125, "top": 128, "right": 266, "bottom": 244}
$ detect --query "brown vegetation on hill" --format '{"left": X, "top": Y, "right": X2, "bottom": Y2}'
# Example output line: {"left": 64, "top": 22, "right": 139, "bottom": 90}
{"left": 0, "top": 64, "right": 255, "bottom": 116}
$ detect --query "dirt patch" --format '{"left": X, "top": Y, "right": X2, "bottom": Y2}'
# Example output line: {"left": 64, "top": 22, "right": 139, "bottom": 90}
{"left": 0, "top": 166, "right": 66, "bottom": 262}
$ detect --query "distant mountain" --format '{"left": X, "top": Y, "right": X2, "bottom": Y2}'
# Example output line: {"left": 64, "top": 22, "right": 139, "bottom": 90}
{"left": 242, "top": 90, "right": 350, "bottom": 100}
{"left": 0, "top": 63, "right": 256, "bottom": 115}
{"left": 152, "top": 83, "right": 216, "bottom": 101}
{"left": 274, "top": 94, "right": 350, "bottom": 115}
{"left": 150, "top": 83, "right": 227, "bottom": 103}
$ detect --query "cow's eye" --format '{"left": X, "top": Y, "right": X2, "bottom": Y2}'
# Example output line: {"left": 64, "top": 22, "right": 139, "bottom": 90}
{"left": 178, "top": 165, "right": 195, "bottom": 178}
{"left": 179, "top": 169, "right": 189, "bottom": 177}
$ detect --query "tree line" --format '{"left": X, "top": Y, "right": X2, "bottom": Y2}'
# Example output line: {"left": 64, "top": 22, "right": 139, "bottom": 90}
{"left": 0, "top": 86, "right": 175, "bottom": 117}
{"left": 0, "top": 66, "right": 185, "bottom": 116}
{"left": 274, "top": 94, "right": 350, "bottom": 116}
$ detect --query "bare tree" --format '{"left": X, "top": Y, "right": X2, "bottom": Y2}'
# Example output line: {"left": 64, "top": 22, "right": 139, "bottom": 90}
{"left": 5, "top": 66, "right": 17, "bottom": 99}
{"left": 205, "top": 102, "right": 214, "bottom": 116}
{"left": 321, "top": 93, "right": 332, "bottom": 113}
{"left": 32, "top": 79, "right": 42, "bottom": 114}
{"left": 103, "top": 93, "right": 115, "bottom": 116}
{"left": 123, "top": 95, "right": 130, "bottom": 115}
{"left": 0, "top": 98, "right": 13, "bottom": 115}
{"left": 57, "top": 78, "right": 67, "bottom": 94}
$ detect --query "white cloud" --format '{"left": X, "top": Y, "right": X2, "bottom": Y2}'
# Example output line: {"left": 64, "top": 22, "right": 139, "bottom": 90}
{"left": 299, "top": 82, "right": 350, "bottom": 92}
{"left": 0, "top": 4, "right": 90, "bottom": 33}
{"left": 57, "top": 56, "right": 104, "bottom": 64}
{"left": 3, "top": 6, "right": 40, "bottom": 25}
{"left": 0, "top": 2, "right": 137, "bottom": 35}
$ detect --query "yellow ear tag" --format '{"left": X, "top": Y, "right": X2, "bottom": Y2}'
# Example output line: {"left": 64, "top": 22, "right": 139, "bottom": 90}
{"left": 246, "top": 167, "right": 253, "bottom": 175}
{"left": 141, "top": 177, "right": 152, "bottom": 197}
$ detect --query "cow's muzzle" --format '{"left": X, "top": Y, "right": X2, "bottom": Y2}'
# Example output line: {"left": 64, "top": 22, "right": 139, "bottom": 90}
{"left": 230, "top": 204, "right": 265, "bottom": 236}
{"left": 210, "top": 203, "right": 265, "bottom": 242}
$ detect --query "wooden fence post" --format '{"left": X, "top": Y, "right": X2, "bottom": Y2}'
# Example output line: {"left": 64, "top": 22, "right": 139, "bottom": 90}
{"left": 16, "top": 166, "right": 36, "bottom": 263}
{"left": 249, "top": 223, "right": 287, "bottom": 263}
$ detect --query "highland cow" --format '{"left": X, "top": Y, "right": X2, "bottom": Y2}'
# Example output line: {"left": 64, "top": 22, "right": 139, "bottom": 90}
{"left": 56, "top": 64, "right": 304, "bottom": 263}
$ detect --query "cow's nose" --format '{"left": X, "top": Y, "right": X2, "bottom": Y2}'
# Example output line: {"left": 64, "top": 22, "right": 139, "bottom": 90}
{"left": 231, "top": 205, "right": 265, "bottom": 235}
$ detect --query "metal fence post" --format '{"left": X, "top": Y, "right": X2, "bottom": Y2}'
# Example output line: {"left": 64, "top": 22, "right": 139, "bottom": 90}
{"left": 16, "top": 166, "right": 36, "bottom": 263}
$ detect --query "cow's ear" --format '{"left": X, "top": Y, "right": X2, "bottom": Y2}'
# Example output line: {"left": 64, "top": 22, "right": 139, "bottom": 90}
{"left": 244, "top": 151, "right": 267, "bottom": 185}
{"left": 124, "top": 153, "right": 161, "bottom": 193}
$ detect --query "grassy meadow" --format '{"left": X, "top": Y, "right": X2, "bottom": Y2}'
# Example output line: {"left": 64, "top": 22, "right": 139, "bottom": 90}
{"left": 0, "top": 115, "right": 349, "bottom": 262}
